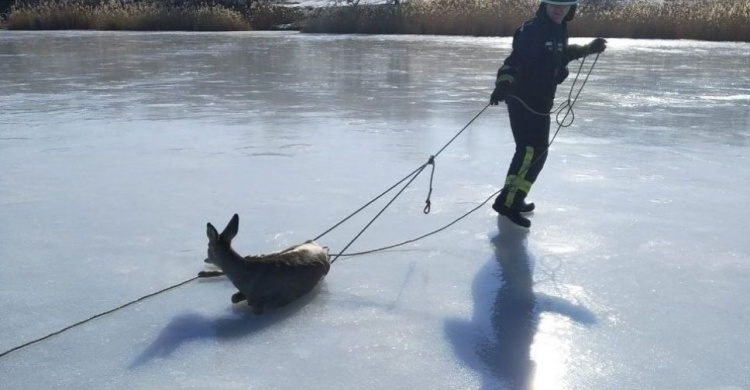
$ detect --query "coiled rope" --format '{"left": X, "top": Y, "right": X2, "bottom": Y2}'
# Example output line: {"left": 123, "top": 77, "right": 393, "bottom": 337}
{"left": 0, "top": 50, "right": 600, "bottom": 360}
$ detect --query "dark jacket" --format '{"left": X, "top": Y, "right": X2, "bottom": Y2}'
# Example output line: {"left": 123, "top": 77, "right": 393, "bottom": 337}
{"left": 498, "top": 6, "right": 587, "bottom": 112}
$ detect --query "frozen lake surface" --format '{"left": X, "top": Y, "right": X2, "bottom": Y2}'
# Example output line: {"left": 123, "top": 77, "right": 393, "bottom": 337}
{"left": 1, "top": 31, "right": 749, "bottom": 389}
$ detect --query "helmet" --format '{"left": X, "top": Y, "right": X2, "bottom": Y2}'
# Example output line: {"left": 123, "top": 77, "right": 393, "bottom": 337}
{"left": 541, "top": 0, "right": 578, "bottom": 4}
{"left": 540, "top": 0, "right": 578, "bottom": 21}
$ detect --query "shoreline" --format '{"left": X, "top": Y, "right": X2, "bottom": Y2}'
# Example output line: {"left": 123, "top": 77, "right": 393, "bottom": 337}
{"left": 4, "top": 0, "right": 750, "bottom": 42}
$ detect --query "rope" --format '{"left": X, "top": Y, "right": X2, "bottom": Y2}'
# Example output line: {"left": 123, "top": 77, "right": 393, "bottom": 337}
{"left": 315, "top": 103, "right": 490, "bottom": 243}
{"left": 0, "top": 276, "right": 199, "bottom": 359}
{"left": 313, "top": 164, "right": 427, "bottom": 242}
{"left": 503, "top": 51, "right": 599, "bottom": 189}
{"left": 326, "top": 51, "right": 601, "bottom": 260}
{"left": 423, "top": 155, "right": 436, "bottom": 214}
{"left": 329, "top": 189, "right": 501, "bottom": 258}
{"left": 319, "top": 104, "right": 492, "bottom": 264}
{"left": 0, "top": 50, "right": 600, "bottom": 361}
{"left": 0, "top": 104, "right": 494, "bottom": 357}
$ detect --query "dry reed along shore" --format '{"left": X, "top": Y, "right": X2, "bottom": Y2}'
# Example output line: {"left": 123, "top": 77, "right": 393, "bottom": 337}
{"left": 4, "top": 0, "right": 750, "bottom": 41}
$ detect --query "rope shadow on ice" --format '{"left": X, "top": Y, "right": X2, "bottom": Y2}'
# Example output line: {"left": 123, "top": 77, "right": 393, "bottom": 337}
{"left": 444, "top": 218, "right": 597, "bottom": 390}
{"left": 128, "top": 282, "right": 328, "bottom": 369}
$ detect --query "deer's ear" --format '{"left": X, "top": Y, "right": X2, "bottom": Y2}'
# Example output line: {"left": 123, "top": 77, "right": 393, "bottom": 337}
{"left": 207, "top": 223, "right": 220, "bottom": 243}
{"left": 220, "top": 214, "right": 239, "bottom": 242}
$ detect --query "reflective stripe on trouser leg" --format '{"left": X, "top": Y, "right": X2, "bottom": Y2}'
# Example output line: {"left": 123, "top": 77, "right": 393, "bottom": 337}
{"left": 504, "top": 146, "right": 535, "bottom": 208}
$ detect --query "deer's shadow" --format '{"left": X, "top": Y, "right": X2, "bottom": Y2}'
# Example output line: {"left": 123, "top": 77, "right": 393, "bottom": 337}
{"left": 128, "top": 282, "right": 326, "bottom": 369}
{"left": 445, "top": 218, "right": 597, "bottom": 389}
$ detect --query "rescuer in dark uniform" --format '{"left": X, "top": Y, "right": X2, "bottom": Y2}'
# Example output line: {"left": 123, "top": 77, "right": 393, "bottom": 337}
{"left": 490, "top": 0, "right": 607, "bottom": 228}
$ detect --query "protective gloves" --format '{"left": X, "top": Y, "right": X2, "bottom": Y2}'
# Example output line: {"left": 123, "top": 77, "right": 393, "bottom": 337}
{"left": 588, "top": 37, "right": 607, "bottom": 54}
{"left": 490, "top": 80, "right": 512, "bottom": 105}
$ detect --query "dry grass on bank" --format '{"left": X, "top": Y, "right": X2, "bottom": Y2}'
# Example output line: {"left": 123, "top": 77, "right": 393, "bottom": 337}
{"left": 6, "top": 0, "right": 750, "bottom": 41}
{"left": 7, "top": 0, "right": 251, "bottom": 30}
{"left": 574, "top": 0, "right": 750, "bottom": 42}
{"left": 303, "top": 0, "right": 750, "bottom": 42}
{"left": 247, "top": 2, "right": 304, "bottom": 31}
{"left": 303, "top": 0, "right": 537, "bottom": 35}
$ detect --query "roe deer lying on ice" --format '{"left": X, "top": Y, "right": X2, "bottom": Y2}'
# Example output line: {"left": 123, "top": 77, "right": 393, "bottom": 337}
{"left": 200, "top": 214, "right": 330, "bottom": 314}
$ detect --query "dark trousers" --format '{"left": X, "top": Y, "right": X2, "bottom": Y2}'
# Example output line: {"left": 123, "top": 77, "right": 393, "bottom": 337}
{"left": 496, "top": 99, "right": 551, "bottom": 209}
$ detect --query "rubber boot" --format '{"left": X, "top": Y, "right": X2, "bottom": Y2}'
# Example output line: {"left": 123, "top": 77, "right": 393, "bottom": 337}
{"left": 492, "top": 190, "right": 531, "bottom": 228}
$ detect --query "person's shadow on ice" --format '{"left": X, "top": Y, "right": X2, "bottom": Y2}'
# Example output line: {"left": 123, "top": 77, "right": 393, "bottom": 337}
{"left": 445, "top": 218, "right": 596, "bottom": 390}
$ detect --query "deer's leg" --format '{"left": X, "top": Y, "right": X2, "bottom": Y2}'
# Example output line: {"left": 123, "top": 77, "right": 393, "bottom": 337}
{"left": 198, "top": 270, "right": 225, "bottom": 278}
{"left": 231, "top": 291, "right": 247, "bottom": 303}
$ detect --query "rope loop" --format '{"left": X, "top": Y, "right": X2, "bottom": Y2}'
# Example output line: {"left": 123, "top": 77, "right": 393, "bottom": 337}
{"left": 423, "top": 155, "right": 436, "bottom": 214}
{"left": 555, "top": 98, "right": 575, "bottom": 128}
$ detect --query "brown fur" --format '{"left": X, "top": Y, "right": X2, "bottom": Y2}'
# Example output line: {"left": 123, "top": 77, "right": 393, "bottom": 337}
{"left": 202, "top": 214, "right": 330, "bottom": 314}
